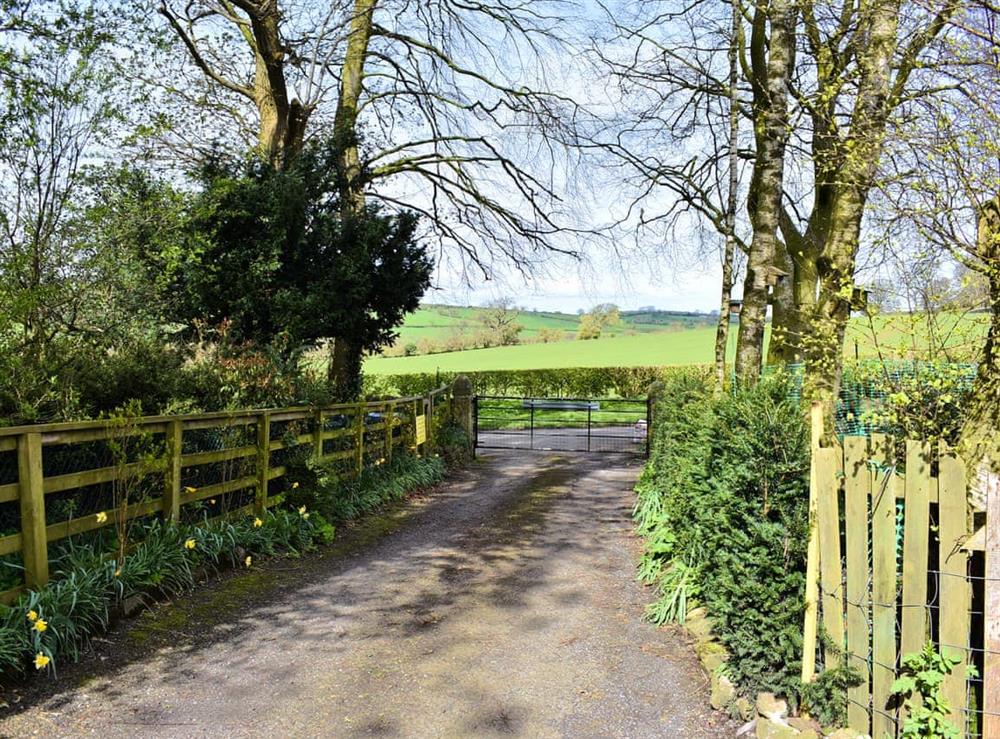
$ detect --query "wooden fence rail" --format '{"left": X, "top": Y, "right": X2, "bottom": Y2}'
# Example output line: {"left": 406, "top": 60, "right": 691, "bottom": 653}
{"left": 803, "top": 404, "right": 999, "bottom": 738}
{"left": 0, "top": 384, "right": 454, "bottom": 604}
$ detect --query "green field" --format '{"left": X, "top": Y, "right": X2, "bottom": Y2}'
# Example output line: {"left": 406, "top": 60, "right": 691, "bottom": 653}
{"left": 364, "top": 311, "right": 988, "bottom": 375}
{"left": 368, "top": 326, "right": 736, "bottom": 373}
{"left": 393, "top": 304, "right": 717, "bottom": 344}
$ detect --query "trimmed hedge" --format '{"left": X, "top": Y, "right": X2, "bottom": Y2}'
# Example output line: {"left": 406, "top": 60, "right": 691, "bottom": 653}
{"left": 635, "top": 372, "right": 812, "bottom": 705}
{"left": 365, "top": 365, "right": 713, "bottom": 399}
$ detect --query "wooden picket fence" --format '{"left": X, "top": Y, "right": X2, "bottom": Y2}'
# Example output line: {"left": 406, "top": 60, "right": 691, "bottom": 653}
{"left": 803, "top": 404, "right": 1000, "bottom": 738}
{"left": 0, "top": 384, "right": 454, "bottom": 604}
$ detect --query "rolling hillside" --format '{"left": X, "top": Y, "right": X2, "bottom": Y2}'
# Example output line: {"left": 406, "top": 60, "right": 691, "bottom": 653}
{"left": 392, "top": 304, "right": 718, "bottom": 345}
{"left": 364, "top": 311, "right": 988, "bottom": 374}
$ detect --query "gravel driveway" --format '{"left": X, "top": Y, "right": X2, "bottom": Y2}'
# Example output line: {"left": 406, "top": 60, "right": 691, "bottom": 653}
{"left": 0, "top": 450, "right": 735, "bottom": 738}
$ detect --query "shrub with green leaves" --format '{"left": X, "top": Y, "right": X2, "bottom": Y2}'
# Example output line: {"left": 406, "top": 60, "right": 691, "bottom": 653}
{"left": 890, "top": 642, "right": 967, "bottom": 739}
{"left": 636, "top": 374, "right": 812, "bottom": 705}
{"left": 286, "top": 453, "right": 444, "bottom": 523}
{"left": 366, "top": 365, "right": 712, "bottom": 400}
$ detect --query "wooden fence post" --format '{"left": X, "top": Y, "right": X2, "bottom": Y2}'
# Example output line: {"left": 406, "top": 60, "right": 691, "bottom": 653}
{"left": 900, "top": 440, "right": 931, "bottom": 658}
{"left": 817, "top": 445, "right": 845, "bottom": 668}
{"left": 17, "top": 432, "right": 48, "bottom": 588}
{"left": 354, "top": 404, "right": 365, "bottom": 476}
{"left": 424, "top": 393, "right": 435, "bottom": 452}
{"left": 844, "top": 436, "right": 871, "bottom": 732}
{"left": 313, "top": 408, "right": 325, "bottom": 463}
{"left": 164, "top": 419, "right": 182, "bottom": 523}
{"left": 255, "top": 412, "right": 271, "bottom": 516}
{"left": 938, "top": 442, "right": 970, "bottom": 738}
{"left": 985, "top": 455, "right": 1000, "bottom": 739}
{"left": 871, "top": 433, "right": 898, "bottom": 739}
{"left": 384, "top": 402, "right": 395, "bottom": 464}
{"left": 801, "top": 402, "right": 823, "bottom": 683}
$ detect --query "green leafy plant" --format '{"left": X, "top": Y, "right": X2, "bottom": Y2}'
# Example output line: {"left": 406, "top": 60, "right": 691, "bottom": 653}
{"left": 0, "top": 507, "right": 324, "bottom": 675}
{"left": 634, "top": 373, "right": 812, "bottom": 704}
{"left": 286, "top": 453, "right": 445, "bottom": 524}
{"left": 800, "top": 661, "right": 864, "bottom": 727}
{"left": 890, "top": 642, "right": 967, "bottom": 739}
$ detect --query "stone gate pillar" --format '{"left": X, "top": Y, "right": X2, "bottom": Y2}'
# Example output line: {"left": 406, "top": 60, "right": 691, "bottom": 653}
{"left": 452, "top": 375, "right": 474, "bottom": 447}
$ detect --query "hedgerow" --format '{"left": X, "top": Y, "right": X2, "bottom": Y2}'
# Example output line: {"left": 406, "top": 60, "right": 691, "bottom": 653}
{"left": 365, "top": 365, "right": 713, "bottom": 400}
{"left": 636, "top": 373, "right": 812, "bottom": 704}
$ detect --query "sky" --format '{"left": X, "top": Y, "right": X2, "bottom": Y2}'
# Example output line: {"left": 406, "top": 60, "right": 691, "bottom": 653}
{"left": 426, "top": 248, "right": 727, "bottom": 313}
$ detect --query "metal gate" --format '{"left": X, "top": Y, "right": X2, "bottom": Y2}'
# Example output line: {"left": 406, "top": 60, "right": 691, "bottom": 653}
{"left": 473, "top": 396, "right": 650, "bottom": 455}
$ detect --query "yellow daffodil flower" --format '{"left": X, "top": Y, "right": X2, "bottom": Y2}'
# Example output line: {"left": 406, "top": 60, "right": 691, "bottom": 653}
{"left": 183, "top": 486, "right": 197, "bottom": 494}
{"left": 253, "top": 517, "right": 263, "bottom": 528}
{"left": 291, "top": 481, "right": 299, "bottom": 489}
{"left": 34, "top": 653, "right": 50, "bottom": 670}
{"left": 245, "top": 556, "right": 252, "bottom": 568}
{"left": 302, "top": 512, "right": 310, "bottom": 520}
{"left": 184, "top": 538, "right": 197, "bottom": 550}
{"left": 26, "top": 609, "right": 37, "bottom": 622}
{"left": 298, "top": 505, "right": 307, "bottom": 515}
{"left": 34, "top": 619, "right": 47, "bottom": 633}
{"left": 96, "top": 511, "right": 108, "bottom": 524}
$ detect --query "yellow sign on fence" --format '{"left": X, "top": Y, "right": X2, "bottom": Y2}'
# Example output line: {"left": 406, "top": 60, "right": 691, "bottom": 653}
{"left": 415, "top": 415, "right": 427, "bottom": 446}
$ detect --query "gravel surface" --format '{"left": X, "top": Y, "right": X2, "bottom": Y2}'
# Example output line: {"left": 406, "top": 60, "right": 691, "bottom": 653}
{"left": 0, "top": 450, "right": 736, "bottom": 738}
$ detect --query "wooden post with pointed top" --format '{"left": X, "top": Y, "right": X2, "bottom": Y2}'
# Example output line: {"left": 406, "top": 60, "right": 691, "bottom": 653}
{"left": 801, "top": 401, "right": 823, "bottom": 682}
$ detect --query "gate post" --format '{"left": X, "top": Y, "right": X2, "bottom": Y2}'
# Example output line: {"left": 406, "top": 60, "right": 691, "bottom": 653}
{"left": 452, "top": 375, "right": 474, "bottom": 455}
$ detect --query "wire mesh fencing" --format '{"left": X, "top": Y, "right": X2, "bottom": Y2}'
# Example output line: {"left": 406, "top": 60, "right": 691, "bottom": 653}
{"left": 807, "top": 428, "right": 998, "bottom": 738}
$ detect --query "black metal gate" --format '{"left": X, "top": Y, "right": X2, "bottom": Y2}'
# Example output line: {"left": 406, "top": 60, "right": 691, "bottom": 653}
{"left": 473, "top": 396, "right": 650, "bottom": 455}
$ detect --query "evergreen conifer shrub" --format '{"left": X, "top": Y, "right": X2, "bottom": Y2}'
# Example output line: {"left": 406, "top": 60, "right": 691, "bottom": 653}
{"left": 636, "top": 375, "right": 811, "bottom": 704}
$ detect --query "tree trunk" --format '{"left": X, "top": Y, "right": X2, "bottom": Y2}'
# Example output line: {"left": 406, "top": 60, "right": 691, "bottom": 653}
{"left": 766, "top": 240, "right": 796, "bottom": 364}
{"left": 333, "top": 0, "right": 376, "bottom": 213}
{"left": 714, "top": 0, "right": 741, "bottom": 392}
{"left": 329, "top": 338, "right": 365, "bottom": 401}
{"left": 799, "top": 0, "right": 900, "bottom": 429}
{"left": 960, "top": 195, "right": 1000, "bottom": 497}
{"left": 246, "top": 7, "right": 310, "bottom": 166}
{"left": 735, "top": 0, "right": 797, "bottom": 383}
{"left": 327, "top": 0, "right": 378, "bottom": 398}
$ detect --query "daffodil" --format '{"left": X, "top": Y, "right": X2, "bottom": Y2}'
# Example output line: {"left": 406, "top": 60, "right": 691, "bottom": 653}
{"left": 34, "top": 653, "right": 50, "bottom": 670}
{"left": 244, "top": 556, "right": 252, "bottom": 568}
{"left": 184, "top": 538, "right": 197, "bottom": 550}
{"left": 302, "top": 512, "right": 310, "bottom": 520}
{"left": 183, "top": 486, "right": 198, "bottom": 494}
{"left": 298, "top": 505, "right": 307, "bottom": 515}
{"left": 96, "top": 511, "right": 108, "bottom": 524}
{"left": 114, "top": 568, "right": 122, "bottom": 578}
{"left": 291, "top": 481, "right": 299, "bottom": 489}
{"left": 34, "top": 618, "right": 47, "bottom": 633}
{"left": 26, "top": 609, "right": 37, "bottom": 622}
{"left": 253, "top": 517, "right": 263, "bottom": 528}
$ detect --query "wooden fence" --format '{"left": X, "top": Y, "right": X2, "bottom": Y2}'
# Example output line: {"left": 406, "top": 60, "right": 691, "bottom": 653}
{"left": 0, "top": 384, "right": 453, "bottom": 604}
{"left": 803, "top": 404, "right": 999, "bottom": 737}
